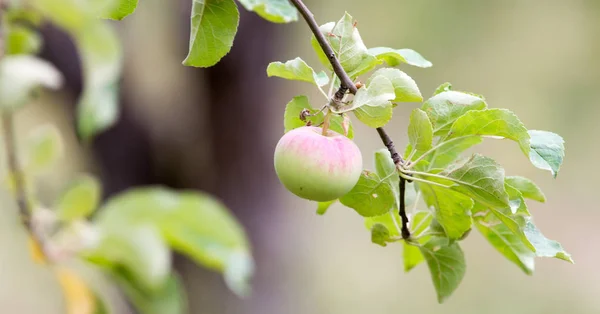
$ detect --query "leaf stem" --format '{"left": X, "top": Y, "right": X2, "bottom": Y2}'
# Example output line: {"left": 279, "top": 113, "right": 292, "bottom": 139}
{"left": 399, "top": 171, "right": 450, "bottom": 188}
{"left": 289, "top": 0, "right": 408, "bottom": 235}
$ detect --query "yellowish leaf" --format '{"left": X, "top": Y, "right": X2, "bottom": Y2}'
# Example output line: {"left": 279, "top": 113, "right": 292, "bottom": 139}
{"left": 56, "top": 267, "right": 96, "bottom": 314}
{"left": 28, "top": 235, "right": 47, "bottom": 264}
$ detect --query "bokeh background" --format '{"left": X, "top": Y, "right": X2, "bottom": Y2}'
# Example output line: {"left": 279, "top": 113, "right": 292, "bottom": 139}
{"left": 1, "top": 0, "right": 599, "bottom": 313}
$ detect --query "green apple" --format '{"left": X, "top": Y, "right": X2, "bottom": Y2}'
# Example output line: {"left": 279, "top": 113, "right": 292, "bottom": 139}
{"left": 274, "top": 126, "right": 362, "bottom": 202}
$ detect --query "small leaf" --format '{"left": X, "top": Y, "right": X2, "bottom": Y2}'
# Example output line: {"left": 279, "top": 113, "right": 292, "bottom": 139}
{"left": 283, "top": 96, "right": 353, "bottom": 138}
{"left": 353, "top": 105, "right": 393, "bottom": 128}
{"left": 374, "top": 149, "right": 399, "bottom": 207}
{"left": 237, "top": 0, "right": 298, "bottom": 23}
{"left": 0, "top": 55, "right": 63, "bottom": 110}
{"left": 316, "top": 200, "right": 335, "bottom": 215}
{"left": 473, "top": 210, "right": 535, "bottom": 275}
{"left": 434, "top": 82, "right": 452, "bottom": 95}
{"left": 371, "top": 223, "right": 390, "bottom": 247}
{"left": 98, "top": 0, "right": 138, "bottom": 20}
{"left": 420, "top": 239, "right": 466, "bottom": 303}
{"left": 56, "top": 174, "right": 102, "bottom": 221}
{"left": 524, "top": 220, "right": 573, "bottom": 263}
{"left": 408, "top": 108, "right": 433, "bottom": 158}
{"left": 86, "top": 225, "right": 171, "bottom": 292}
{"left": 6, "top": 25, "right": 42, "bottom": 55}
{"left": 310, "top": 14, "right": 378, "bottom": 78}
{"left": 56, "top": 267, "right": 96, "bottom": 314}
{"left": 447, "top": 109, "right": 530, "bottom": 155}
{"left": 25, "top": 124, "right": 64, "bottom": 173}
{"left": 505, "top": 183, "right": 529, "bottom": 216}
{"left": 340, "top": 171, "right": 396, "bottom": 217}
{"left": 267, "top": 57, "right": 329, "bottom": 86}
{"left": 505, "top": 176, "right": 546, "bottom": 203}
{"left": 446, "top": 154, "right": 509, "bottom": 209}
{"left": 420, "top": 180, "right": 473, "bottom": 240}
{"left": 404, "top": 243, "right": 424, "bottom": 272}
{"left": 365, "top": 210, "right": 402, "bottom": 238}
{"left": 528, "top": 130, "right": 565, "bottom": 178}
{"left": 421, "top": 91, "right": 487, "bottom": 136}
{"left": 183, "top": 0, "right": 239, "bottom": 67}
{"left": 368, "top": 47, "right": 432, "bottom": 68}
{"left": 366, "top": 68, "right": 422, "bottom": 102}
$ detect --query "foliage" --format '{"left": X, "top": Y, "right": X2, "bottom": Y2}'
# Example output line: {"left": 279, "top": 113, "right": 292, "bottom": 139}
{"left": 0, "top": 0, "right": 571, "bottom": 311}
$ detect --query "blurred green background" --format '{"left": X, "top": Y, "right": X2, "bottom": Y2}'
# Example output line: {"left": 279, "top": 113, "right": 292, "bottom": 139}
{"left": 1, "top": 0, "right": 599, "bottom": 313}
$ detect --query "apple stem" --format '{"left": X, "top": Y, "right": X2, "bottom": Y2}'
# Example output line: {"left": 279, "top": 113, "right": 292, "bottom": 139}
{"left": 322, "top": 110, "right": 332, "bottom": 135}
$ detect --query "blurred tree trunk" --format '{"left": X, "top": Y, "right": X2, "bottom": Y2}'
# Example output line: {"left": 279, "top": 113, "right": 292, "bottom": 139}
{"left": 40, "top": 5, "right": 285, "bottom": 314}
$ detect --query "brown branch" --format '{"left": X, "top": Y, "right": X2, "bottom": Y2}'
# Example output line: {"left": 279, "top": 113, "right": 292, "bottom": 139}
{"left": 289, "top": 0, "right": 410, "bottom": 239}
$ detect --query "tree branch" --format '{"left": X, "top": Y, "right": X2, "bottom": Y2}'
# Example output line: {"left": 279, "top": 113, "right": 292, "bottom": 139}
{"left": 289, "top": 0, "right": 410, "bottom": 239}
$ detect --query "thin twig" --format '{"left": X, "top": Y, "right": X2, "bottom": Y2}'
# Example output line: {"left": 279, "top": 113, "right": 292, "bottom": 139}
{"left": 289, "top": 0, "right": 410, "bottom": 238}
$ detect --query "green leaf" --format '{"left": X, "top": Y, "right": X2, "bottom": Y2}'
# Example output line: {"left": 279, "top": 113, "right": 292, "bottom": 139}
{"left": 237, "top": 0, "right": 297, "bottom": 23}
{"left": 94, "top": 187, "right": 253, "bottom": 296}
{"left": 365, "top": 210, "right": 401, "bottom": 238}
{"left": 371, "top": 223, "right": 390, "bottom": 247}
{"left": 528, "top": 130, "right": 565, "bottom": 178}
{"left": 32, "top": 0, "right": 124, "bottom": 140}
{"left": 446, "top": 154, "right": 509, "bottom": 209}
{"left": 283, "top": 96, "right": 354, "bottom": 138}
{"left": 524, "top": 220, "right": 573, "bottom": 263}
{"left": 316, "top": 200, "right": 335, "bottom": 215}
{"left": 423, "top": 136, "right": 483, "bottom": 169}
{"left": 374, "top": 149, "right": 399, "bottom": 207}
{"left": 404, "top": 243, "right": 424, "bottom": 272}
{"left": 368, "top": 47, "right": 432, "bottom": 68}
{"left": 505, "top": 183, "right": 529, "bottom": 216}
{"left": 25, "top": 124, "right": 64, "bottom": 173}
{"left": 183, "top": 0, "right": 239, "bottom": 68}
{"left": 434, "top": 82, "right": 452, "bottom": 95}
{"left": 366, "top": 68, "right": 422, "bottom": 102}
{"left": 98, "top": 0, "right": 138, "bottom": 20}
{"left": 473, "top": 210, "right": 535, "bottom": 275}
{"left": 87, "top": 225, "right": 171, "bottom": 292}
{"left": 421, "top": 91, "right": 487, "bottom": 136}
{"left": 6, "top": 25, "right": 42, "bottom": 55}
{"left": 353, "top": 105, "right": 393, "bottom": 128}
{"left": 408, "top": 108, "right": 433, "bottom": 158}
{"left": 113, "top": 271, "right": 186, "bottom": 314}
{"left": 447, "top": 109, "right": 530, "bottom": 155}
{"left": 339, "top": 76, "right": 395, "bottom": 113}
{"left": 472, "top": 202, "right": 535, "bottom": 252}
{"left": 56, "top": 174, "right": 102, "bottom": 221}
{"left": 267, "top": 57, "right": 329, "bottom": 86}
{"left": 420, "top": 181, "right": 473, "bottom": 240}
{"left": 505, "top": 176, "right": 546, "bottom": 203}
{"left": 0, "top": 55, "right": 63, "bottom": 110}
{"left": 310, "top": 14, "right": 378, "bottom": 78}
{"left": 340, "top": 170, "right": 396, "bottom": 217}
{"left": 420, "top": 239, "right": 466, "bottom": 303}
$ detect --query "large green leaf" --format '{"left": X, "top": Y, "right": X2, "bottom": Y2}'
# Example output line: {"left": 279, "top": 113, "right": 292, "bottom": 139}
{"left": 446, "top": 154, "right": 509, "bottom": 209}
{"left": 407, "top": 108, "right": 433, "bottom": 158}
{"left": 282, "top": 96, "right": 353, "bottom": 138}
{"left": 420, "top": 239, "right": 466, "bottom": 303}
{"left": 366, "top": 68, "right": 422, "bottom": 102}
{"left": 0, "top": 55, "right": 63, "bottom": 110}
{"left": 505, "top": 176, "right": 546, "bottom": 203}
{"left": 310, "top": 14, "right": 378, "bottom": 78}
{"left": 447, "top": 109, "right": 530, "bottom": 155}
{"left": 56, "top": 174, "right": 102, "bottom": 221}
{"left": 424, "top": 136, "right": 482, "bottom": 170}
{"left": 237, "top": 0, "right": 297, "bottom": 23}
{"left": 183, "top": 0, "right": 239, "bottom": 68}
{"left": 94, "top": 187, "right": 253, "bottom": 296}
{"left": 527, "top": 130, "right": 565, "bottom": 178}
{"left": 473, "top": 210, "right": 535, "bottom": 275}
{"left": 524, "top": 220, "right": 573, "bottom": 263}
{"left": 421, "top": 91, "right": 487, "bottom": 136}
{"left": 368, "top": 47, "right": 432, "bottom": 68}
{"left": 340, "top": 171, "right": 396, "bottom": 217}
{"left": 472, "top": 202, "right": 535, "bottom": 252}
{"left": 353, "top": 105, "right": 393, "bottom": 128}
{"left": 267, "top": 57, "right": 329, "bottom": 86}
{"left": 339, "top": 76, "right": 395, "bottom": 113}
{"left": 98, "top": 0, "right": 138, "bottom": 20}
{"left": 420, "top": 181, "right": 473, "bottom": 240}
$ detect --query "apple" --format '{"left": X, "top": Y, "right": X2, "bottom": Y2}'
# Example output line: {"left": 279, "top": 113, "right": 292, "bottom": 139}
{"left": 274, "top": 126, "right": 363, "bottom": 202}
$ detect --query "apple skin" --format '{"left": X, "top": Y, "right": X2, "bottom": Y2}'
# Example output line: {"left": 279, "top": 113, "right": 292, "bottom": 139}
{"left": 274, "top": 126, "right": 363, "bottom": 202}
